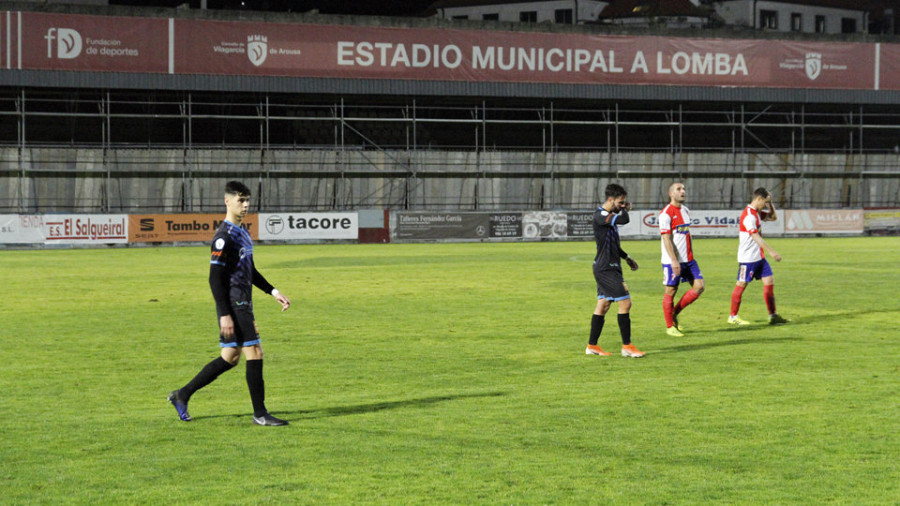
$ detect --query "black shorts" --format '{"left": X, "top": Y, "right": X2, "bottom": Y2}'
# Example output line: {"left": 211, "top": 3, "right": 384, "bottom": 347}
{"left": 594, "top": 268, "right": 630, "bottom": 301}
{"left": 219, "top": 301, "right": 261, "bottom": 348}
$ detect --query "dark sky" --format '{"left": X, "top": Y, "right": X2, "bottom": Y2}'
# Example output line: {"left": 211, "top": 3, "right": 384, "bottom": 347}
{"left": 110, "top": 0, "right": 438, "bottom": 16}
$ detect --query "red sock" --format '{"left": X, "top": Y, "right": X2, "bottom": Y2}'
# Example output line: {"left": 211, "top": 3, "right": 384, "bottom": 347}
{"left": 675, "top": 289, "right": 701, "bottom": 315}
{"left": 764, "top": 284, "right": 776, "bottom": 315}
{"left": 730, "top": 285, "right": 746, "bottom": 316}
{"left": 663, "top": 294, "right": 675, "bottom": 327}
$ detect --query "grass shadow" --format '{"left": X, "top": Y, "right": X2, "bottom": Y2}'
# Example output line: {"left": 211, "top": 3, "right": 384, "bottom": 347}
{"left": 652, "top": 336, "right": 802, "bottom": 355}
{"left": 786, "top": 308, "right": 897, "bottom": 326}
{"left": 191, "top": 391, "right": 507, "bottom": 422}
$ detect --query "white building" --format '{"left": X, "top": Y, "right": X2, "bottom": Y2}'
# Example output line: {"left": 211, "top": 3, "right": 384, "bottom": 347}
{"left": 713, "top": 0, "right": 868, "bottom": 34}
{"left": 430, "top": 0, "right": 610, "bottom": 24}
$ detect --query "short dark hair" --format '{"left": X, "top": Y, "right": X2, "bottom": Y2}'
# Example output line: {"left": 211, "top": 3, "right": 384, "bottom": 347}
{"left": 753, "top": 187, "right": 770, "bottom": 200}
{"left": 225, "top": 181, "right": 251, "bottom": 197}
{"left": 605, "top": 183, "right": 627, "bottom": 199}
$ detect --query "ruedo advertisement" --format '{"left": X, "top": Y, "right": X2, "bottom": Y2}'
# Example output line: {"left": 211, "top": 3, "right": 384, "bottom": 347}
{"left": 129, "top": 214, "right": 258, "bottom": 242}
{"left": 3, "top": 11, "right": 898, "bottom": 90}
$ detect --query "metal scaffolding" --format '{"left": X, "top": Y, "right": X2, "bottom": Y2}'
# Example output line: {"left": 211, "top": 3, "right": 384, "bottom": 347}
{"left": 1, "top": 88, "right": 898, "bottom": 211}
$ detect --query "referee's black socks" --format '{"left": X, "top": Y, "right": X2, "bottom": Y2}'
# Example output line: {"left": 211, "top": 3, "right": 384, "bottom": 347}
{"left": 617, "top": 313, "right": 632, "bottom": 345}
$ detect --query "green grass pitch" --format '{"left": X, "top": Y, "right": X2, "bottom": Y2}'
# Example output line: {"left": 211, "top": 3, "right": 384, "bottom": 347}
{"left": 2, "top": 236, "right": 898, "bottom": 504}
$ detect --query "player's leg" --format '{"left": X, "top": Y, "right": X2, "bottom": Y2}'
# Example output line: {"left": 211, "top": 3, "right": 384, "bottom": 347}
{"left": 233, "top": 314, "right": 288, "bottom": 426}
{"left": 760, "top": 262, "right": 788, "bottom": 324}
{"left": 662, "top": 264, "right": 680, "bottom": 334}
{"left": 674, "top": 261, "right": 704, "bottom": 319}
{"left": 587, "top": 268, "right": 615, "bottom": 356}
{"left": 167, "top": 319, "right": 242, "bottom": 421}
{"left": 241, "top": 343, "right": 264, "bottom": 417}
{"left": 586, "top": 297, "right": 612, "bottom": 356}
{"left": 615, "top": 281, "right": 644, "bottom": 358}
{"left": 729, "top": 263, "right": 752, "bottom": 325}
{"left": 168, "top": 347, "right": 238, "bottom": 422}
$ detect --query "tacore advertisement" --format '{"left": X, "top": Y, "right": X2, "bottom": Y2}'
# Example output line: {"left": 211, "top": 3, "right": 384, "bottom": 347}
{"left": 259, "top": 212, "right": 358, "bottom": 240}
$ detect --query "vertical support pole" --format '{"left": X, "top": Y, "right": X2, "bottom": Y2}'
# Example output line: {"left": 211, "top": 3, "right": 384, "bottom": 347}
{"left": 615, "top": 103, "right": 620, "bottom": 153}
{"left": 801, "top": 104, "right": 805, "bottom": 154}
{"left": 859, "top": 104, "right": 864, "bottom": 155}
{"left": 17, "top": 89, "right": 26, "bottom": 212}
{"left": 103, "top": 91, "right": 110, "bottom": 213}
{"left": 340, "top": 98, "right": 345, "bottom": 209}
{"left": 550, "top": 101, "right": 555, "bottom": 151}
{"left": 741, "top": 103, "right": 745, "bottom": 151}
{"left": 186, "top": 93, "right": 193, "bottom": 212}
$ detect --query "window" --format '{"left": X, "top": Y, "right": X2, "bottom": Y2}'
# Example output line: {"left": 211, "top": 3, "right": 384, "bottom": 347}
{"left": 815, "top": 15, "right": 826, "bottom": 33}
{"left": 791, "top": 13, "right": 802, "bottom": 32}
{"left": 519, "top": 11, "right": 537, "bottom": 22}
{"left": 555, "top": 8, "right": 573, "bottom": 24}
{"left": 760, "top": 10, "right": 777, "bottom": 30}
{"left": 842, "top": 17, "right": 857, "bottom": 33}
{"left": 482, "top": 13, "right": 499, "bottom": 21}
{"left": 452, "top": 15, "right": 468, "bottom": 20}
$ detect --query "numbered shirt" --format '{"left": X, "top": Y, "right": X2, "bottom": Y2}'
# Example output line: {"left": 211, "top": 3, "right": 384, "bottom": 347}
{"left": 659, "top": 204, "right": 694, "bottom": 264}
{"left": 737, "top": 205, "right": 764, "bottom": 263}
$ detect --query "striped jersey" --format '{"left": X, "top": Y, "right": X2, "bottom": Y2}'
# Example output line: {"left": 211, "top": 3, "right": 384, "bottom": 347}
{"left": 738, "top": 205, "right": 764, "bottom": 263}
{"left": 659, "top": 203, "right": 694, "bottom": 264}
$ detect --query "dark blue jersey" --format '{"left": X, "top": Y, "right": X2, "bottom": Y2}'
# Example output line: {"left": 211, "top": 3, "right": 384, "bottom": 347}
{"left": 593, "top": 207, "right": 630, "bottom": 272}
{"left": 209, "top": 219, "right": 273, "bottom": 317}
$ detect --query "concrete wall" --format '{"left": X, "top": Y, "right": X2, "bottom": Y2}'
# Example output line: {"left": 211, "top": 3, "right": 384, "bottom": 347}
{"left": 1, "top": 148, "right": 897, "bottom": 212}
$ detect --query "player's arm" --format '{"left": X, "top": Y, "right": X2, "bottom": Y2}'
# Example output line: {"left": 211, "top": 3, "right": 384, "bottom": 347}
{"left": 616, "top": 206, "right": 631, "bottom": 225}
{"left": 763, "top": 200, "right": 778, "bottom": 222}
{"left": 620, "top": 247, "right": 639, "bottom": 271}
{"left": 661, "top": 232, "right": 680, "bottom": 276}
{"left": 209, "top": 263, "right": 235, "bottom": 338}
{"left": 252, "top": 263, "right": 290, "bottom": 312}
{"left": 750, "top": 231, "right": 782, "bottom": 262}
{"left": 659, "top": 211, "right": 679, "bottom": 276}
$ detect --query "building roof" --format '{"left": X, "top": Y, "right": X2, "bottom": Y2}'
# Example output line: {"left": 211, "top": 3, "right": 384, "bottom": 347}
{"left": 714, "top": 0, "right": 870, "bottom": 12}
{"left": 598, "top": 0, "right": 712, "bottom": 20}
{"left": 429, "top": 0, "right": 576, "bottom": 9}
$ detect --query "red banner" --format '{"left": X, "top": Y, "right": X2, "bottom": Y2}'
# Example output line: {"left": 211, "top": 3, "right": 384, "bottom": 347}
{"left": 878, "top": 43, "right": 900, "bottom": 91}
{"left": 1, "top": 11, "right": 893, "bottom": 91}
{"left": 13, "top": 12, "right": 168, "bottom": 72}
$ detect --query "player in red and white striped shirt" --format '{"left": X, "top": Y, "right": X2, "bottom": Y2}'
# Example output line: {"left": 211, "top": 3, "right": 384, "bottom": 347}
{"left": 659, "top": 182, "right": 704, "bottom": 337}
{"left": 729, "top": 187, "right": 788, "bottom": 325}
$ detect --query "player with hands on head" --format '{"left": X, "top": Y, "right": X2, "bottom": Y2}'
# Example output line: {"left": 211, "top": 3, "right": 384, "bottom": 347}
{"left": 585, "top": 183, "right": 644, "bottom": 358}
{"left": 729, "top": 187, "right": 788, "bottom": 326}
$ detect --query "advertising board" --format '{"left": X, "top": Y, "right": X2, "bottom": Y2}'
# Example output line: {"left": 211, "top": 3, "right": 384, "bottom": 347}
{"left": 259, "top": 212, "right": 358, "bottom": 240}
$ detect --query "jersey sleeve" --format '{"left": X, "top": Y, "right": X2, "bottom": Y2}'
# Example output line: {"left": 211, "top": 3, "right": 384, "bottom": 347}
{"left": 659, "top": 210, "right": 672, "bottom": 235}
{"left": 210, "top": 235, "right": 228, "bottom": 266}
{"left": 209, "top": 235, "right": 231, "bottom": 317}
{"left": 251, "top": 261, "right": 275, "bottom": 295}
{"left": 742, "top": 211, "right": 759, "bottom": 235}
